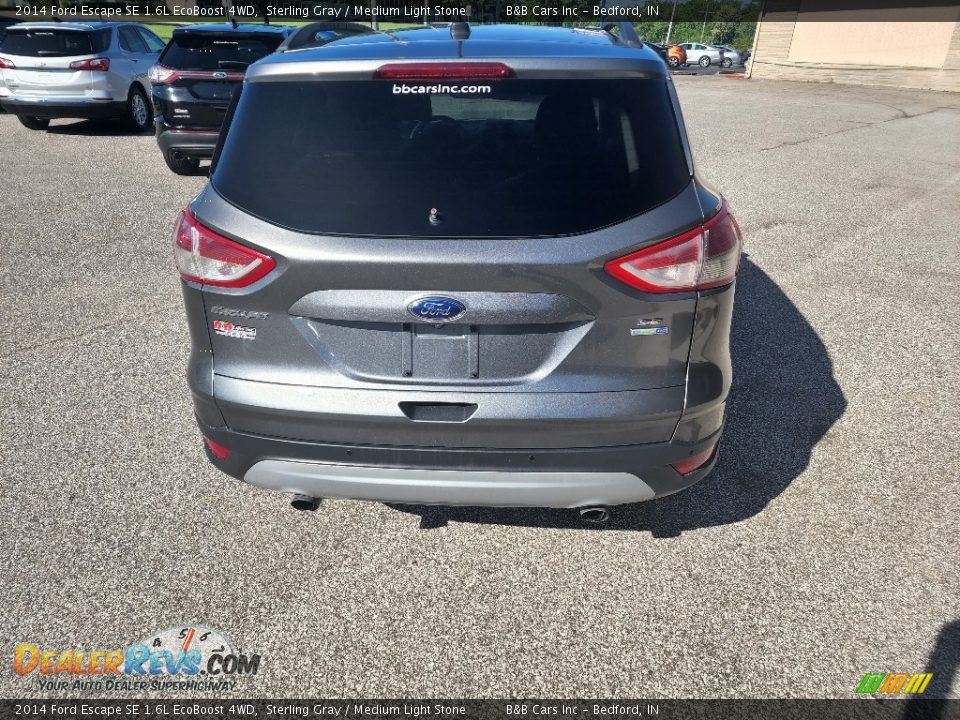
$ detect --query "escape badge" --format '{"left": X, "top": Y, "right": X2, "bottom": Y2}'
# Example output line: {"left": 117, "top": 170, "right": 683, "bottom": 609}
{"left": 631, "top": 318, "right": 669, "bottom": 336}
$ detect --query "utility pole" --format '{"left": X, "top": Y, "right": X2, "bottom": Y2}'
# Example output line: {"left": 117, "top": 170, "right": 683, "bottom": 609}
{"left": 665, "top": 0, "right": 678, "bottom": 44}
{"left": 700, "top": 0, "right": 710, "bottom": 43}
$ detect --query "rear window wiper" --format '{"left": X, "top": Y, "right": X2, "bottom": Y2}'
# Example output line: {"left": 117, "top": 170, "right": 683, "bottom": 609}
{"left": 218, "top": 60, "right": 250, "bottom": 69}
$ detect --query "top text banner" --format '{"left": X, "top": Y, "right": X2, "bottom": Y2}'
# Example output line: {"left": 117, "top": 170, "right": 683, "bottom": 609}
{"left": 6, "top": 1, "right": 959, "bottom": 24}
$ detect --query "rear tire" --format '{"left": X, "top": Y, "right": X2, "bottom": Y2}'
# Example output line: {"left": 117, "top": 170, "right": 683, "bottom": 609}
{"left": 126, "top": 85, "right": 152, "bottom": 132}
{"left": 17, "top": 115, "right": 49, "bottom": 131}
{"left": 699, "top": 56, "right": 711, "bottom": 67}
{"left": 164, "top": 149, "right": 201, "bottom": 176}
{"left": 722, "top": 58, "right": 733, "bottom": 68}
{"left": 668, "top": 56, "right": 680, "bottom": 69}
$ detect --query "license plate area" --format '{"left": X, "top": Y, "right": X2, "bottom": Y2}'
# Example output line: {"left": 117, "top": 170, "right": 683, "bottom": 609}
{"left": 293, "top": 317, "right": 586, "bottom": 386}
{"left": 403, "top": 323, "right": 479, "bottom": 379}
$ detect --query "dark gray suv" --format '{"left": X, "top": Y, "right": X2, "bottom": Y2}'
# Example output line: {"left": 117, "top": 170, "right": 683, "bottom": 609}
{"left": 175, "top": 23, "right": 742, "bottom": 520}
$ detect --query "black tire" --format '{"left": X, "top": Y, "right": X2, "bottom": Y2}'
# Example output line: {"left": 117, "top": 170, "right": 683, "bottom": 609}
{"left": 164, "top": 149, "right": 201, "bottom": 176}
{"left": 126, "top": 85, "right": 152, "bottom": 132}
{"left": 668, "top": 56, "right": 680, "bottom": 69}
{"left": 722, "top": 58, "right": 733, "bottom": 68}
{"left": 698, "top": 56, "right": 711, "bottom": 68}
{"left": 17, "top": 115, "right": 49, "bottom": 131}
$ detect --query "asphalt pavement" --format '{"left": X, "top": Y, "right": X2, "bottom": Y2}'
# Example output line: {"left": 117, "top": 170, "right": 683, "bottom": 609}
{"left": 672, "top": 63, "right": 746, "bottom": 77}
{"left": 1, "top": 76, "right": 958, "bottom": 699}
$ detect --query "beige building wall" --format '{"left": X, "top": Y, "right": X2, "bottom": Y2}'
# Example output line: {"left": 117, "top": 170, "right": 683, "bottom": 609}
{"left": 749, "top": 1, "right": 960, "bottom": 92}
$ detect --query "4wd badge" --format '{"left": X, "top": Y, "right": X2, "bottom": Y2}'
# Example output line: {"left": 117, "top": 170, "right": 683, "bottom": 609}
{"left": 213, "top": 320, "right": 257, "bottom": 340}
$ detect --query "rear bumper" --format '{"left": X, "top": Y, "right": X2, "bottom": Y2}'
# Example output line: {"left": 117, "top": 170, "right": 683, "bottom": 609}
{"left": 182, "top": 269, "right": 734, "bottom": 509}
{"left": 210, "top": 375, "right": 687, "bottom": 449}
{"left": 0, "top": 96, "right": 124, "bottom": 119}
{"left": 156, "top": 121, "right": 219, "bottom": 158}
{"left": 198, "top": 417, "right": 722, "bottom": 508}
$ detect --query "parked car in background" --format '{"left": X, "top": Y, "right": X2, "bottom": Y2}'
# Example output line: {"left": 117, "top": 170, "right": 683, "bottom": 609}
{"left": 0, "top": 17, "right": 17, "bottom": 111}
{"left": 0, "top": 22, "right": 162, "bottom": 130}
{"left": 713, "top": 45, "right": 745, "bottom": 66}
{"left": 150, "top": 23, "right": 294, "bottom": 175}
{"left": 175, "top": 23, "right": 742, "bottom": 520}
{"left": 667, "top": 43, "right": 687, "bottom": 68}
{"left": 645, "top": 42, "right": 686, "bottom": 69}
{"left": 678, "top": 42, "right": 737, "bottom": 68}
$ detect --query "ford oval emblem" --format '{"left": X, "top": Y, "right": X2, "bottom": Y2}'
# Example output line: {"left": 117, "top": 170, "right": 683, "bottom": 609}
{"left": 213, "top": 71, "right": 227, "bottom": 80}
{"left": 407, "top": 296, "right": 466, "bottom": 322}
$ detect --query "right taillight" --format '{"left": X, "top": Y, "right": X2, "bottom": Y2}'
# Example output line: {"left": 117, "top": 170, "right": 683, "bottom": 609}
{"left": 605, "top": 202, "right": 743, "bottom": 293}
{"left": 173, "top": 209, "right": 275, "bottom": 288}
{"left": 671, "top": 440, "right": 719, "bottom": 476}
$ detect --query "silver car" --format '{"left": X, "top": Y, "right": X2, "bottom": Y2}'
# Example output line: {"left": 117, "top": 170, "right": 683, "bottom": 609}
{"left": 0, "top": 21, "right": 163, "bottom": 131}
{"left": 678, "top": 42, "right": 739, "bottom": 68}
{"left": 715, "top": 45, "right": 745, "bottom": 66}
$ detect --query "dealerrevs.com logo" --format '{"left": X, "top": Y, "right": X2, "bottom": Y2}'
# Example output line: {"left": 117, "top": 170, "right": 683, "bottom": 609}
{"left": 393, "top": 83, "right": 492, "bottom": 94}
{"left": 14, "top": 625, "right": 261, "bottom": 692}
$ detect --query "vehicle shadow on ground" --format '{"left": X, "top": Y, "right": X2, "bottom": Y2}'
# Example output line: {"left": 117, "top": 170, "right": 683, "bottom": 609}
{"left": 903, "top": 619, "right": 960, "bottom": 715}
{"left": 389, "top": 258, "right": 847, "bottom": 535}
{"left": 44, "top": 118, "right": 153, "bottom": 137}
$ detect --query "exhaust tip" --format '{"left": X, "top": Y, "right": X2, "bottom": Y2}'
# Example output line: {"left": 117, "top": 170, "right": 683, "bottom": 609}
{"left": 290, "top": 494, "right": 320, "bottom": 512}
{"left": 579, "top": 506, "right": 610, "bottom": 524}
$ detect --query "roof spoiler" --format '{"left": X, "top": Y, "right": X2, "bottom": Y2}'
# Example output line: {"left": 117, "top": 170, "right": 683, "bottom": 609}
{"left": 599, "top": 21, "right": 643, "bottom": 49}
{"left": 277, "top": 22, "right": 374, "bottom": 53}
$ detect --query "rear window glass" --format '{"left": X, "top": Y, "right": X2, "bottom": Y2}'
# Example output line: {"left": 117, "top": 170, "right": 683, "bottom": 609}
{"left": 0, "top": 28, "right": 110, "bottom": 57}
{"left": 159, "top": 33, "right": 283, "bottom": 71}
{"left": 213, "top": 78, "right": 690, "bottom": 238}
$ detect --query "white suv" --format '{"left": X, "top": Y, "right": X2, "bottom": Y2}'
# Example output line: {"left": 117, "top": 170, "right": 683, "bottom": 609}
{"left": 0, "top": 21, "right": 163, "bottom": 131}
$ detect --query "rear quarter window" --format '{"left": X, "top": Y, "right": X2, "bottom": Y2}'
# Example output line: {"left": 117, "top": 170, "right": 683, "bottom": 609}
{"left": 213, "top": 78, "right": 691, "bottom": 238}
{"left": 119, "top": 26, "right": 147, "bottom": 53}
{"left": 137, "top": 27, "right": 166, "bottom": 53}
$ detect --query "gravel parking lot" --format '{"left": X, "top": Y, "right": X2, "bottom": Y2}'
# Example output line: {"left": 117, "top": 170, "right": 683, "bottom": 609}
{"left": 1, "top": 77, "right": 958, "bottom": 699}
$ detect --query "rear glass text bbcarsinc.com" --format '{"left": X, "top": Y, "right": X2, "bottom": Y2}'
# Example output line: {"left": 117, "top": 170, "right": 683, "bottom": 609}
{"left": 392, "top": 83, "right": 492, "bottom": 95}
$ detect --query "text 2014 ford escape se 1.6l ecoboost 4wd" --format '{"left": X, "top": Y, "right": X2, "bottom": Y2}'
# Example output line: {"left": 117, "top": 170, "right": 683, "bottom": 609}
{"left": 174, "top": 23, "right": 743, "bottom": 520}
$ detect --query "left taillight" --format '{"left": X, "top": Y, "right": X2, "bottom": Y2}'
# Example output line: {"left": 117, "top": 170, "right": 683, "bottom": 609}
{"left": 204, "top": 437, "right": 230, "bottom": 459}
{"left": 173, "top": 209, "right": 276, "bottom": 288}
{"left": 604, "top": 202, "right": 743, "bottom": 293}
{"left": 0, "top": 57, "right": 14, "bottom": 69}
{"left": 148, "top": 65, "right": 176, "bottom": 84}
{"left": 69, "top": 57, "right": 109, "bottom": 71}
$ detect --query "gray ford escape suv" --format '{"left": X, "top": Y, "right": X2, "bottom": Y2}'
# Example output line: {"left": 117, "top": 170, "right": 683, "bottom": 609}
{"left": 175, "top": 23, "right": 742, "bottom": 519}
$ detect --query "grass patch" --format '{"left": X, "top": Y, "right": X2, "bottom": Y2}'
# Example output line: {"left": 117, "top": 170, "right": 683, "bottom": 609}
{"left": 143, "top": 23, "right": 180, "bottom": 41}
